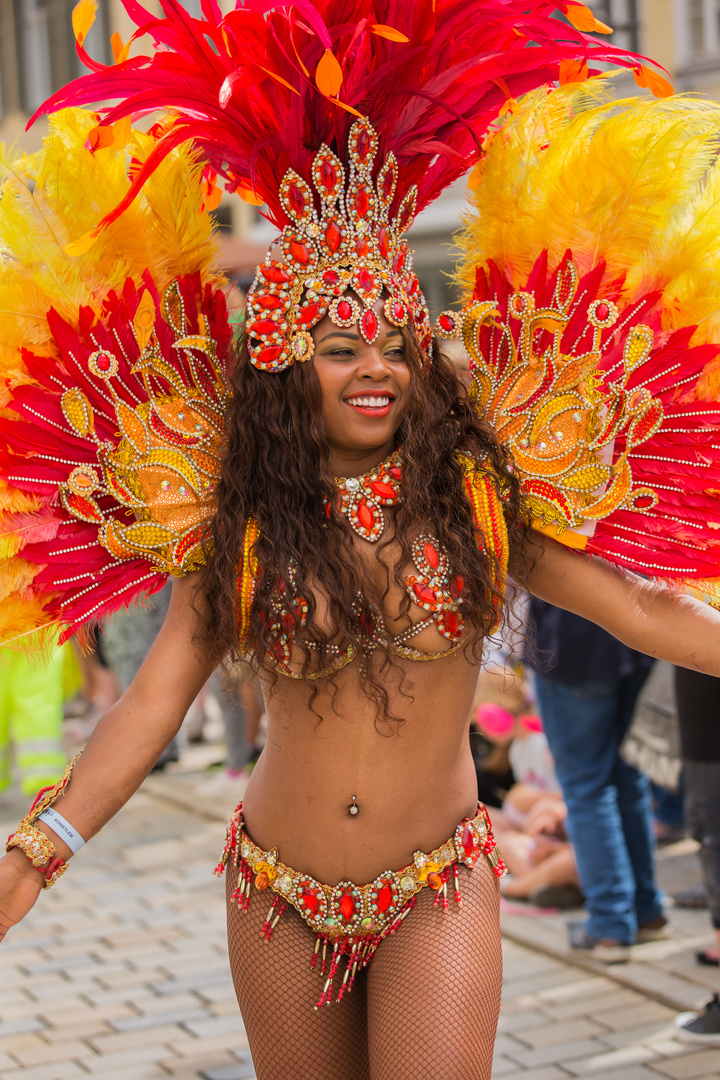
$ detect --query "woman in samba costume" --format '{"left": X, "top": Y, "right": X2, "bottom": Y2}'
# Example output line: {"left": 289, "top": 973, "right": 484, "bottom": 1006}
{"left": 2, "top": 2, "right": 720, "bottom": 1076}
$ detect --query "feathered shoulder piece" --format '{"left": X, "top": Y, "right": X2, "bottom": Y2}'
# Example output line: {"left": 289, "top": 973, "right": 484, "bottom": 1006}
{"left": 450, "top": 80, "right": 720, "bottom": 605}
{"left": 0, "top": 110, "right": 233, "bottom": 649}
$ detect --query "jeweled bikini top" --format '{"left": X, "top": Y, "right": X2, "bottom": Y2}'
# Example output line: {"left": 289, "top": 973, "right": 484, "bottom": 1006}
{"left": 238, "top": 452, "right": 509, "bottom": 679}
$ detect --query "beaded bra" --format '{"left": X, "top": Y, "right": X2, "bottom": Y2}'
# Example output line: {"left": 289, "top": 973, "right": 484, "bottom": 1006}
{"left": 257, "top": 451, "right": 508, "bottom": 680}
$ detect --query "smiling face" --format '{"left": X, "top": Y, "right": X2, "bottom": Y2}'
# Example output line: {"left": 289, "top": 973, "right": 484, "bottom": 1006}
{"left": 311, "top": 297, "right": 413, "bottom": 475}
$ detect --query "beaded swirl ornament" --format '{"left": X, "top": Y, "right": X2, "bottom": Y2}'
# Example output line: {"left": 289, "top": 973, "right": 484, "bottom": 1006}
{"left": 246, "top": 119, "right": 431, "bottom": 373}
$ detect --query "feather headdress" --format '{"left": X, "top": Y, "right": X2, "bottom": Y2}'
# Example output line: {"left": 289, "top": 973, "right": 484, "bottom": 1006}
{"left": 32, "top": 1, "right": 665, "bottom": 372}
{"left": 37, "top": 1, "right": 665, "bottom": 238}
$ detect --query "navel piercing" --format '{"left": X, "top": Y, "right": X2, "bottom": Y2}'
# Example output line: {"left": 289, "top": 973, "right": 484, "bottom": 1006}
{"left": 348, "top": 795, "right": 359, "bottom": 816}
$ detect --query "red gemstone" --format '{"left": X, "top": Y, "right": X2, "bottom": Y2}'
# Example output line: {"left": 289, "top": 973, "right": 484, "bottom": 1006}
{"left": 96, "top": 354, "right": 111, "bottom": 372}
{"left": 634, "top": 494, "right": 654, "bottom": 509}
{"left": 323, "top": 270, "right": 340, "bottom": 288}
{"left": 392, "top": 302, "right": 406, "bottom": 322}
{"left": 358, "top": 269, "right": 374, "bottom": 293}
{"left": 413, "top": 582, "right": 437, "bottom": 606}
{"left": 442, "top": 611, "right": 459, "bottom": 635}
{"left": 354, "top": 189, "right": 369, "bottom": 217}
{"left": 254, "top": 346, "right": 283, "bottom": 367}
{"left": 423, "top": 541, "right": 439, "bottom": 568}
{"left": 462, "top": 825, "right": 475, "bottom": 858}
{"left": 287, "top": 183, "right": 306, "bottom": 216}
{"left": 392, "top": 249, "right": 406, "bottom": 273}
{"left": 357, "top": 499, "right": 374, "bottom": 532}
{"left": 336, "top": 299, "right": 354, "bottom": 321}
{"left": 297, "top": 302, "right": 320, "bottom": 325}
{"left": 320, "top": 160, "right": 337, "bottom": 191}
{"left": 361, "top": 309, "right": 378, "bottom": 340}
{"left": 360, "top": 611, "right": 375, "bottom": 634}
{"left": 382, "top": 169, "right": 395, "bottom": 199}
{"left": 377, "top": 884, "right": 393, "bottom": 913}
{"left": 439, "top": 313, "right": 455, "bottom": 332}
{"left": 596, "top": 302, "right": 609, "bottom": 320}
{"left": 356, "top": 236, "right": 369, "bottom": 257}
{"left": 248, "top": 319, "right": 278, "bottom": 337}
{"left": 325, "top": 221, "right": 341, "bottom": 252}
{"left": 301, "top": 889, "right": 319, "bottom": 915}
{"left": 378, "top": 226, "right": 390, "bottom": 258}
{"left": 356, "top": 127, "right": 370, "bottom": 160}
{"left": 261, "top": 264, "right": 290, "bottom": 284}
{"left": 339, "top": 894, "right": 355, "bottom": 921}
{"left": 369, "top": 480, "right": 396, "bottom": 499}
{"left": 290, "top": 240, "right": 311, "bottom": 264}
{"left": 387, "top": 466, "right": 403, "bottom": 480}
{"left": 450, "top": 575, "right": 464, "bottom": 598}
{"left": 257, "top": 293, "right": 283, "bottom": 310}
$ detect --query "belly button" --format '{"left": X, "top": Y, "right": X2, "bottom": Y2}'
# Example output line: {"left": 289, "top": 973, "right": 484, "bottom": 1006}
{"left": 348, "top": 795, "right": 359, "bottom": 816}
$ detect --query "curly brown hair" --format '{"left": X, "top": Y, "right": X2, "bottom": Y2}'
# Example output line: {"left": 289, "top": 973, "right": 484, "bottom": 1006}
{"left": 201, "top": 326, "right": 527, "bottom": 721}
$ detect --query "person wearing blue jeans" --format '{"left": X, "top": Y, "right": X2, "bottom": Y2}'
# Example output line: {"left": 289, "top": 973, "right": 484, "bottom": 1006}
{"left": 526, "top": 600, "right": 666, "bottom": 960}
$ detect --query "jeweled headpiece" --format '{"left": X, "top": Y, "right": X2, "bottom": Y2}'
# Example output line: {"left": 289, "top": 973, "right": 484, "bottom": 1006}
{"left": 248, "top": 118, "right": 429, "bottom": 371}
{"left": 36, "top": 1, "right": 660, "bottom": 372}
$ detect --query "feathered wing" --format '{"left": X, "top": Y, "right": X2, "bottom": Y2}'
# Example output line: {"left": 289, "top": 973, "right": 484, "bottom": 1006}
{"left": 32, "top": 0, "right": 663, "bottom": 245}
{"left": 454, "top": 80, "right": 720, "bottom": 604}
{"left": 0, "top": 110, "right": 233, "bottom": 649}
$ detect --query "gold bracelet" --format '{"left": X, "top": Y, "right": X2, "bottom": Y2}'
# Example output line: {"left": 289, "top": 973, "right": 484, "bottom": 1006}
{"left": 6, "top": 824, "right": 68, "bottom": 889}
{"left": 5, "top": 755, "right": 80, "bottom": 890}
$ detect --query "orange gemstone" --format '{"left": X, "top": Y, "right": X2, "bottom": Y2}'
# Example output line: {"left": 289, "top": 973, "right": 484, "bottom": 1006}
{"left": 369, "top": 480, "right": 395, "bottom": 499}
{"left": 424, "top": 541, "right": 439, "bottom": 568}
{"left": 254, "top": 346, "right": 283, "bottom": 367}
{"left": 377, "top": 884, "right": 393, "bottom": 912}
{"left": 339, "top": 894, "right": 355, "bottom": 921}
{"left": 427, "top": 871, "right": 443, "bottom": 891}
{"left": 297, "top": 302, "right": 320, "bottom": 325}
{"left": 325, "top": 221, "right": 341, "bottom": 252}
{"left": 355, "top": 189, "right": 369, "bottom": 216}
{"left": 413, "top": 582, "right": 437, "bottom": 606}
{"left": 255, "top": 871, "right": 270, "bottom": 891}
{"left": 249, "top": 319, "right": 278, "bottom": 337}
{"left": 382, "top": 169, "right": 395, "bottom": 199}
{"left": 355, "top": 236, "right": 369, "bottom": 257}
{"left": 378, "top": 226, "right": 390, "bottom": 258}
{"left": 320, "top": 160, "right": 337, "bottom": 191}
{"left": 357, "top": 499, "right": 374, "bottom": 532}
{"left": 358, "top": 269, "right": 374, "bottom": 292}
{"left": 290, "top": 240, "right": 311, "bottom": 264}
{"left": 301, "top": 888, "right": 319, "bottom": 915}
{"left": 261, "top": 264, "right": 290, "bottom": 283}
{"left": 257, "top": 293, "right": 283, "bottom": 310}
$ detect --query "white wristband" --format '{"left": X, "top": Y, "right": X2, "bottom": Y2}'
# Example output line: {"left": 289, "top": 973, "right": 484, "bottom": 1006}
{"left": 37, "top": 808, "right": 86, "bottom": 855}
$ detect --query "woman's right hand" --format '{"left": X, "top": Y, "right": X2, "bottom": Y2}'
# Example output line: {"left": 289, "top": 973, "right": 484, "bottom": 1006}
{"left": 0, "top": 849, "right": 44, "bottom": 943}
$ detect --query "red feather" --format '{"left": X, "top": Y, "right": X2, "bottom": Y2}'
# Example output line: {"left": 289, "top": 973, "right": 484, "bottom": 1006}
{"left": 30, "top": 1, "right": 659, "bottom": 233}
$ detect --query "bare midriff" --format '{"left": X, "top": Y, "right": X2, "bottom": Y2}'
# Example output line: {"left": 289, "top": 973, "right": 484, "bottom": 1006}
{"left": 242, "top": 646, "right": 481, "bottom": 887}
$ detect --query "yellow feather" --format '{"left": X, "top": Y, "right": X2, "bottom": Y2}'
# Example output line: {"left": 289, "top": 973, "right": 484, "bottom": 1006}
{"left": 0, "top": 108, "right": 225, "bottom": 642}
{"left": 457, "top": 78, "right": 720, "bottom": 361}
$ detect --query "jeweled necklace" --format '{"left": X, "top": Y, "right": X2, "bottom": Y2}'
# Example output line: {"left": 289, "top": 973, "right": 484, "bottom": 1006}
{"left": 333, "top": 449, "right": 403, "bottom": 542}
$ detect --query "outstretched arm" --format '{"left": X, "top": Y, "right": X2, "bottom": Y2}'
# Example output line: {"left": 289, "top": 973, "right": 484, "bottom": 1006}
{"left": 517, "top": 532, "right": 720, "bottom": 677}
{"left": 0, "top": 574, "right": 217, "bottom": 940}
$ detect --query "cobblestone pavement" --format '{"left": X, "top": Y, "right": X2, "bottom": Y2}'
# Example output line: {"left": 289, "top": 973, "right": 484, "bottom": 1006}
{"left": 1, "top": 783, "right": 719, "bottom": 1080}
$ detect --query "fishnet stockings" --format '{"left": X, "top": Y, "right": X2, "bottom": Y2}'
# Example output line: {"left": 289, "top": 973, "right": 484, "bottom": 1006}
{"left": 226, "top": 856, "right": 502, "bottom": 1080}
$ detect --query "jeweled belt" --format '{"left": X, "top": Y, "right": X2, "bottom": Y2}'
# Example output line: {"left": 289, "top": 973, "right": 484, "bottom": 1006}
{"left": 215, "top": 802, "right": 505, "bottom": 1007}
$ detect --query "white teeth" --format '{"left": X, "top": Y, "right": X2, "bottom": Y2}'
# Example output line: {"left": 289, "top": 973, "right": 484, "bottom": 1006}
{"left": 346, "top": 396, "right": 390, "bottom": 407}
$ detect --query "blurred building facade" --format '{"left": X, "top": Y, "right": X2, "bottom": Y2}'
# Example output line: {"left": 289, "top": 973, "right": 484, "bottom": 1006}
{"left": 0, "top": 1, "right": 715, "bottom": 309}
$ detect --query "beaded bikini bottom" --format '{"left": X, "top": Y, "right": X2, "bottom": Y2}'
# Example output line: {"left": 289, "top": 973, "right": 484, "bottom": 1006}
{"left": 215, "top": 802, "right": 505, "bottom": 1007}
